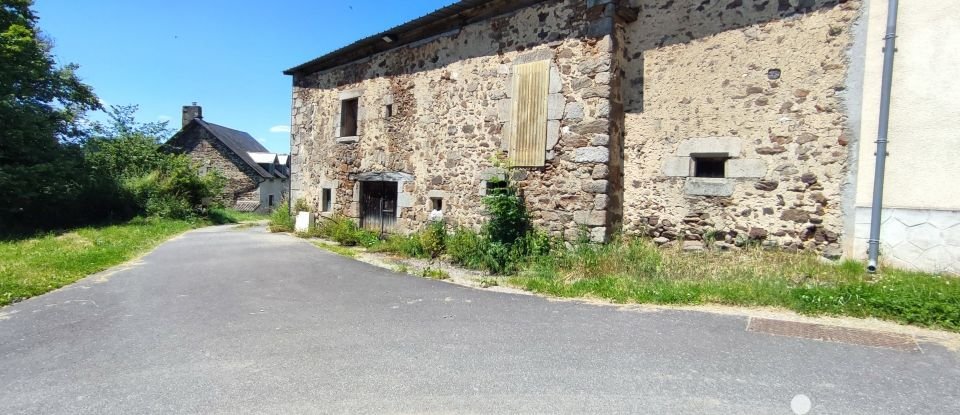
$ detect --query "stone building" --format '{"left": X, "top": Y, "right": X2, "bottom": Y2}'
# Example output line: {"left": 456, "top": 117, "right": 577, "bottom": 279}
{"left": 167, "top": 104, "right": 290, "bottom": 212}
{"left": 284, "top": 0, "right": 959, "bottom": 273}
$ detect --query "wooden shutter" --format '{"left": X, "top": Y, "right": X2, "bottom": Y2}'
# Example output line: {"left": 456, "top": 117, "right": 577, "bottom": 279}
{"left": 508, "top": 61, "right": 549, "bottom": 167}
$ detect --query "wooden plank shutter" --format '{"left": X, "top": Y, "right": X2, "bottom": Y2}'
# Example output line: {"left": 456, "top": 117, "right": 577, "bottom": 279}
{"left": 508, "top": 61, "right": 549, "bottom": 167}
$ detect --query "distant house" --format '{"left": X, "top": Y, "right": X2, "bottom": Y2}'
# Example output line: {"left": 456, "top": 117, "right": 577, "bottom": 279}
{"left": 167, "top": 104, "right": 289, "bottom": 212}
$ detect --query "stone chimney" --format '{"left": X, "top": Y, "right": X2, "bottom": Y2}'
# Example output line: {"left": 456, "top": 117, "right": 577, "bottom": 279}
{"left": 182, "top": 102, "right": 202, "bottom": 127}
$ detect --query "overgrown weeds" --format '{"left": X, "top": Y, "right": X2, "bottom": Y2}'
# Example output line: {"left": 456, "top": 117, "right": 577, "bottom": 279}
{"left": 268, "top": 198, "right": 295, "bottom": 232}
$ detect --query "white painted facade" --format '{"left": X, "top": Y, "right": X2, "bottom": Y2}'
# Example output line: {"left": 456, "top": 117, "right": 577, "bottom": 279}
{"left": 848, "top": 0, "right": 960, "bottom": 273}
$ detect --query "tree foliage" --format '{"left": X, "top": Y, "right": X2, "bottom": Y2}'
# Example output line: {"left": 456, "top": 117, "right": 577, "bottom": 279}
{"left": 0, "top": 0, "right": 100, "bottom": 229}
{"left": 0, "top": 1, "right": 224, "bottom": 232}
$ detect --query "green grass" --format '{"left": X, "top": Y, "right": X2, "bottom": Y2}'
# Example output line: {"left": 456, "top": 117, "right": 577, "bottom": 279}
{"left": 420, "top": 267, "right": 450, "bottom": 280}
{"left": 0, "top": 218, "right": 201, "bottom": 306}
{"left": 312, "top": 242, "right": 358, "bottom": 258}
{"left": 208, "top": 208, "right": 269, "bottom": 224}
{"left": 509, "top": 238, "right": 960, "bottom": 332}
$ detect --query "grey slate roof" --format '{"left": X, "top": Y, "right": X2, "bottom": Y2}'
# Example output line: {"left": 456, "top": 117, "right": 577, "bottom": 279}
{"left": 194, "top": 120, "right": 275, "bottom": 178}
{"left": 165, "top": 119, "right": 274, "bottom": 178}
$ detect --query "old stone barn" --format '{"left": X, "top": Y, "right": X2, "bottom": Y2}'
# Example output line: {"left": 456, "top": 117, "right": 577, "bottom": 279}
{"left": 284, "top": 0, "right": 960, "bottom": 272}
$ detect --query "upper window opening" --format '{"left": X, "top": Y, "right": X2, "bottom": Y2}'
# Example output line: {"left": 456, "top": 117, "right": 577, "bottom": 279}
{"left": 385, "top": 104, "right": 393, "bottom": 118}
{"left": 340, "top": 98, "right": 359, "bottom": 137}
{"left": 321, "top": 188, "right": 332, "bottom": 212}
{"left": 692, "top": 155, "right": 729, "bottom": 178}
{"left": 486, "top": 180, "right": 508, "bottom": 195}
{"left": 430, "top": 197, "right": 443, "bottom": 211}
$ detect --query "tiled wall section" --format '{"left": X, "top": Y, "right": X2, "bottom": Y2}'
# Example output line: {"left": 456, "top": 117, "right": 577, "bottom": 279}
{"left": 853, "top": 207, "right": 960, "bottom": 274}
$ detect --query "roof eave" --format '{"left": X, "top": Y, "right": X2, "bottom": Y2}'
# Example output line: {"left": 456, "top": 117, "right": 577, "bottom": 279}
{"left": 283, "top": 0, "right": 544, "bottom": 77}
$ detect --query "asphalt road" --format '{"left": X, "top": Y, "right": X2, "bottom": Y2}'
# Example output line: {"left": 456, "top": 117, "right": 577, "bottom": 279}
{"left": 1, "top": 225, "right": 957, "bottom": 414}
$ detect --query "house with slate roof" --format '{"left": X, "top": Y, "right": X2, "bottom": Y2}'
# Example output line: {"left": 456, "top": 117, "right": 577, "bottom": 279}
{"left": 167, "top": 104, "right": 289, "bottom": 212}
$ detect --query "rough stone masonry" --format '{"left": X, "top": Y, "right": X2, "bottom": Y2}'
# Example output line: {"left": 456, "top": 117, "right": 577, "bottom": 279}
{"left": 287, "top": 0, "right": 862, "bottom": 252}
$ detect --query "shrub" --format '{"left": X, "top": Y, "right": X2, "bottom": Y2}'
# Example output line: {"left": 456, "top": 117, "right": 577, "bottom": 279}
{"left": 316, "top": 215, "right": 378, "bottom": 247}
{"left": 421, "top": 221, "right": 446, "bottom": 258}
{"left": 375, "top": 233, "right": 426, "bottom": 257}
{"left": 268, "top": 198, "right": 294, "bottom": 232}
{"left": 122, "top": 155, "right": 224, "bottom": 220}
{"left": 292, "top": 198, "right": 312, "bottom": 213}
{"left": 446, "top": 227, "right": 487, "bottom": 269}
{"left": 482, "top": 176, "right": 530, "bottom": 245}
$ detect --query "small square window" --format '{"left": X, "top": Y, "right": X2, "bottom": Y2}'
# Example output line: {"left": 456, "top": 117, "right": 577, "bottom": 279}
{"left": 430, "top": 197, "right": 443, "bottom": 211}
{"left": 385, "top": 104, "right": 393, "bottom": 118}
{"left": 340, "top": 98, "right": 358, "bottom": 137}
{"left": 486, "top": 180, "right": 508, "bottom": 195}
{"left": 321, "top": 188, "right": 332, "bottom": 212}
{"left": 692, "top": 155, "right": 729, "bottom": 178}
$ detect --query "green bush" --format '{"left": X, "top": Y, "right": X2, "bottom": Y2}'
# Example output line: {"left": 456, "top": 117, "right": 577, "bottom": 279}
{"left": 268, "top": 198, "right": 294, "bottom": 232}
{"left": 421, "top": 221, "right": 446, "bottom": 258}
{"left": 292, "top": 198, "right": 312, "bottom": 213}
{"left": 122, "top": 155, "right": 224, "bottom": 220}
{"left": 446, "top": 227, "right": 487, "bottom": 269}
{"left": 482, "top": 176, "right": 530, "bottom": 245}
{"left": 375, "top": 233, "right": 427, "bottom": 257}
{"left": 316, "top": 215, "right": 378, "bottom": 247}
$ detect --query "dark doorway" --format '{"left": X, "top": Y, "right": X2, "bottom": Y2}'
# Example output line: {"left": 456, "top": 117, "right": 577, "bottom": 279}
{"left": 360, "top": 181, "right": 397, "bottom": 235}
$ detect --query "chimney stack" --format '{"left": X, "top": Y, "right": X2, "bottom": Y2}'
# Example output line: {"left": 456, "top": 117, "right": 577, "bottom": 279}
{"left": 182, "top": 102, "right": 202, "bottom": 127}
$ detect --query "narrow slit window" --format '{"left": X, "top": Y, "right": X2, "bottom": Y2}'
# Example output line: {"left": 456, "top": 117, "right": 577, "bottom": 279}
{"left": 321, "top": 188, "right": 332, "bottom": 212}
{"left": 340, "top": 98, "right": 358, "bottom": 137}
{"left": 692, "top": 156, "right": 729, "bottom": 178}
{"left": 268, "top": 194, "right": 275, "bottom": 207}
{"left": 385, "top": 104, "right": 393, "bottom": 118}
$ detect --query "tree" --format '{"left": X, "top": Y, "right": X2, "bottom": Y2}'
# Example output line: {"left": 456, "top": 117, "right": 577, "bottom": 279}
{"left": 85, "top": 105, "right": 171, "bottom": 179}
{"left": 0, "top": 0, "right": 100, "bottom": 230}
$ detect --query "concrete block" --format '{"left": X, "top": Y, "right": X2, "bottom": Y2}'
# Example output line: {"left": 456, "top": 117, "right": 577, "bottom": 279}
{"left": 497, "top": 99, "right": 512, "bottom": 122}
{"left": 338, "top": 89, "right": 363, "bottom": 100}
{"left": 574, "top": 210, "right": 606, "bottom": 226}
{"left": 726, "top": 158, "right": 767, "bottom": 178}
{"left": 676, "top": 137, "right": 742, "bottom": 157}
{"left": 564, "top": 101, "right": 584, "bottom": 121}
{"left": 549, "top": 65, "right": 562, "bottom": 94}
{"left": 574, "top": 146, "right": 609, "bottom": 163}
{"left": 546, "top": 120, "right": 561, "bottom": 150}
{"left": 590, "top": 226, "right": 608, "bottom": 243}
{"left": 513, "top": 48, "right": 554, "bottom": 66}
{"left": 295, "top": 212, "right": 314, "bottom": 233}
{"left": 582, "top": 180, "right": 608, "bottom": 193}
{"left": 684, "top": 178, "right": 735, "bottom": 197}
{"left": 547, "top": 94, "right": 566, "bottom": 120}
{"left": 662, "top": 156, "right": 691, "bottom": 177}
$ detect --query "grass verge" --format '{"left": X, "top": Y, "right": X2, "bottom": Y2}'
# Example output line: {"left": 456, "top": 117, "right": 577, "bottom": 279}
{"left": 0, "top": 218, "right": 202, "bottom": 306}
{"left": 510, "top": 238, "right": 960, "bottom": 332}
{"left": 312, "top": 242, "right": 358, "bottom": 258}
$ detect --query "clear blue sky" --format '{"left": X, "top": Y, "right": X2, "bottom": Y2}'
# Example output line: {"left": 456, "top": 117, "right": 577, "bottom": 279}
{"left": 32, "top": 0, "right": 454, "bottom": 153}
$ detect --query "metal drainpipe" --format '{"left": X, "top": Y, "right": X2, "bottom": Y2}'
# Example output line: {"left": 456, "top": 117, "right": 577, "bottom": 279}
{"left": 867, "top": 0, "right": 900, "bottom": 273}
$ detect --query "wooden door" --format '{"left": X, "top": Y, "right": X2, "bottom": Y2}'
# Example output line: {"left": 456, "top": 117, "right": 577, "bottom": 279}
{"left": 360, "top": 181, "right": 397, "bottom": 235}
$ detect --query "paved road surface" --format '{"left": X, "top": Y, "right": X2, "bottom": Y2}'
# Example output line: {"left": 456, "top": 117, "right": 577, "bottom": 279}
{"left": 1, "top": 225, "right": 957, "bottom": 414}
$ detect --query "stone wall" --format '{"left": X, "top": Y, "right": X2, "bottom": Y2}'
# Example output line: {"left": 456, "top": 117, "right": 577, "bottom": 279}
{"left": 175, "top": 124, "right": 262, "bottom": 208}
{"left": 290, "top": 0, "right": 622, "bottom": 240}
{"left": 620, "top": 0, "right": 862, "bottom": 253}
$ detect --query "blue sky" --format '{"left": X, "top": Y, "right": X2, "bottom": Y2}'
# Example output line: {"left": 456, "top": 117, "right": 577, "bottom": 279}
{"left": 32, "top": 0, "right": 455, "bottom": 153}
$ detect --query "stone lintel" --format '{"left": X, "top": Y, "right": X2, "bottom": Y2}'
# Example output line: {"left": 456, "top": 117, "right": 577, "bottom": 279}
{"left": 684, "top": 178, "right": 735, "bottom": 197}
